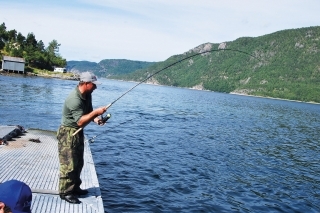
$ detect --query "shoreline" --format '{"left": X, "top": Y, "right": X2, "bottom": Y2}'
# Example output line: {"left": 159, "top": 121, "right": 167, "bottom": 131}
{"left": 112, "top": 78, "right": 320, "bottom": 105}
{"left": 0, "top": 70, "right": 79, "bottom": 80}
{"left": 2, "top": 71, "right": 319, "bottom": 105}
{"left": 229, "top": 92, "right": 320, "bottom": 105}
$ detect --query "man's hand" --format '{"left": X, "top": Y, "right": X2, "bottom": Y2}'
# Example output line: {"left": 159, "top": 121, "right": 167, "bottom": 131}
{"left": 94, "top": 117, "right": 105, "bottom": 126}
{"left": 95, "top": 106, "right": 107, "bottom": 116}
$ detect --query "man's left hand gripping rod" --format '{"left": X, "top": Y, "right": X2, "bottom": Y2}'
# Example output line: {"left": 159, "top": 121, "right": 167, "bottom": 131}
{"left": 72, "top": 103, "right": 111, "bottom": 136}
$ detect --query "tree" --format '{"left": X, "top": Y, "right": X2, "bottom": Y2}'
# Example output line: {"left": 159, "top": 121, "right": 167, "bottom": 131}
{"left": 0, "top": 22, "right": 7, "bottom": 49}
{"left": 47, "top": 39, "right": 60, "bottom": 55}
{"left": 37, "top": 40, "right": 45, "bottom": 52}
{"left": 7, "top": 29, "right": 17, "bottom": 42}
{"left": 16, "top": 33, "right": 25, "bottom": 45}
{"left": 11, "top": 47, "right": 23, "bottom": 58}
{"left": 45, "top": 39, "right": 66, "bottom": 68}
{"left": 26, "top": 33, "right": 37, "bottom": 47}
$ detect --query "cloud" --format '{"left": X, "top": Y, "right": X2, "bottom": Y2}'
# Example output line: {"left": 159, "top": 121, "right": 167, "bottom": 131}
{"left": 0, "top": 0, "right": 319, "bottom": 62}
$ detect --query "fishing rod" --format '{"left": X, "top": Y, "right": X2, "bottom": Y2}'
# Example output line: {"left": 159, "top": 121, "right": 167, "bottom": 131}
{"left": 73, "top": 48, "right": 260, "bottom": 136}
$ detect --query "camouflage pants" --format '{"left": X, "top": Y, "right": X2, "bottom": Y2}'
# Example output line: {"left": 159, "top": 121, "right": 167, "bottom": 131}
{"left": 57, "top": 126, "right": 84, "bottom": 195}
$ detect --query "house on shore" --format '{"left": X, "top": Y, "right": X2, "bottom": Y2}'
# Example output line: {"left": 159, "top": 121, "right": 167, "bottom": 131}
{"left": 54, "top": 67, "right": 67, "bottom": 73}
{"left": 1, "top": 56, "right": 25, "bottom": 74}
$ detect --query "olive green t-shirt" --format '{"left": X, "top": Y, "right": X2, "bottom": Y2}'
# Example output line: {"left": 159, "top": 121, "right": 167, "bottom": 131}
{"left": 61, "top": 86, "right": 93, "bottom": 128}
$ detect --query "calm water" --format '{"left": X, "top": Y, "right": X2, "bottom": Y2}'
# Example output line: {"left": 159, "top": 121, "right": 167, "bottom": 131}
{"left": 0, "top": 74, "right": 319, "bottom": 213}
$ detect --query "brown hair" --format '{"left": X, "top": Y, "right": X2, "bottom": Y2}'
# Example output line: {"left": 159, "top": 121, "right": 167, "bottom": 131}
{"left": 4, "top": 205, "right": 12, "bottom": 213}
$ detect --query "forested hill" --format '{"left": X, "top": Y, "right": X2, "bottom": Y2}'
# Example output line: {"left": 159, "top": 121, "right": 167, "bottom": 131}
{"left": 110, "top": 26, "right": 320, "bottom": 103}
{"left": 67, "top": 59, "right": 155, "bottom": 77}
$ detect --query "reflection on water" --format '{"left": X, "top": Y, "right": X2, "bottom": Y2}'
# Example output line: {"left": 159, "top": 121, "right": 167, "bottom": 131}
{"left": 1, "top": 75, "right": 320, "bottom": 213}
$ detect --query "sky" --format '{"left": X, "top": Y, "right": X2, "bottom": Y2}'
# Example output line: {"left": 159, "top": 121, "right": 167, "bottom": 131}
{"left": 0, "top": 0, "right": 319, "bottom": 62}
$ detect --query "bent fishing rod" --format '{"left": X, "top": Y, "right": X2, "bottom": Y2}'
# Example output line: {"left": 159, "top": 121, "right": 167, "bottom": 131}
{"left": 72, "top": 48, "right": 260, "bottom": 136}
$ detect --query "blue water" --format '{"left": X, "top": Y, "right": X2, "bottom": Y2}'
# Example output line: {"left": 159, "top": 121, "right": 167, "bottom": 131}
{"left": 0, "top": 74, "right": 319, "bottom": 213}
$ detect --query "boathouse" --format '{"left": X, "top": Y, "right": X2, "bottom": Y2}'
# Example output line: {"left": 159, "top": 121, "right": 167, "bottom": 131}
{"left": 1, "top": 56, "right": 25, "bottom": 74}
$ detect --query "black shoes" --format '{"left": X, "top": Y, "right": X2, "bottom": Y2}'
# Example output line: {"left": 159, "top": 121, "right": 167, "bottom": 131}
{"left": 74, "top": 188, "right": 89, "bottom": 195}
{"left": 60, "top": 194, "right": 81, "bottom": 204}
{"left": 59, "top": 188, "right": 88, "bottom": 204}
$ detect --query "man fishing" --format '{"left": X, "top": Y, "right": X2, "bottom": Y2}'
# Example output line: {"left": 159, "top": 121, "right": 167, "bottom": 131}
{"left": 55, "top": 48, "right": 257, "bottom": 204}
{"left": 57, "top": 71, "right": 107, "bottom": 204}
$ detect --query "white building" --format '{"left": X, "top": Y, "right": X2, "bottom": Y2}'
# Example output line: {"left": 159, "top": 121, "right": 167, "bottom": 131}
{"left": 54, "top": 67, "right": 67, "bottom": 73}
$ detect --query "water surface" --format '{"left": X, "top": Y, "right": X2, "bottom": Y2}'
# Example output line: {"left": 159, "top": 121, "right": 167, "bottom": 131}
{"left": 0, "top": 75, "right": 319, "bottom": 213}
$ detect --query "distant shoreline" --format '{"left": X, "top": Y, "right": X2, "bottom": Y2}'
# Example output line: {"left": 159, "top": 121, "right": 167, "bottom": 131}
{"left": 109, "top": 78, "right": 320, "bottom": 105}
{"left": 2, "top": 71, "right": 319, "bottom": 105}
{"left": 229, "top": 92, "right": 320, "bottom": 105}
{"left": 0, "top": 70, "right": 79, "bottom": 81}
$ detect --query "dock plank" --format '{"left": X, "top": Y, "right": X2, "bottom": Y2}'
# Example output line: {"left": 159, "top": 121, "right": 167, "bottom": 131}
{"left": 0, "top": 127, "right": 104, "bottom": 213}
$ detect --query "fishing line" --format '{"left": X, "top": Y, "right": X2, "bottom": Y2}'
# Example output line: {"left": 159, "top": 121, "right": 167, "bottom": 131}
{"left": 73, "top": 48, "right": 260, "bottom": 136}
{"left": 87, "top": 116, "right": 138, "bottom": 143}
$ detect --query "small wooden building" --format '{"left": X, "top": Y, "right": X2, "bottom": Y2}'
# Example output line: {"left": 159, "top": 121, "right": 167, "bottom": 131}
{"left": 1, "top": 56, "right": 25, "bottom": 74}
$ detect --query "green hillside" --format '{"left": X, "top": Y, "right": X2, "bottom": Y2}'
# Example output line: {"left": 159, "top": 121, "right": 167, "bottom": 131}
{"left": 67, "top": 59, "right": 155, "bottom": 77}
{"left": 111, "top": 26, "right": 320, "bottom": 103}
{"left": 67, "top": 60, "right": 100, "bottom": 73}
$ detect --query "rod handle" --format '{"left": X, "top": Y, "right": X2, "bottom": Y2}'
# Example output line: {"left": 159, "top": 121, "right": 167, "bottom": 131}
{"left": 72, "top": 127, "right": 83, "bottom": 136}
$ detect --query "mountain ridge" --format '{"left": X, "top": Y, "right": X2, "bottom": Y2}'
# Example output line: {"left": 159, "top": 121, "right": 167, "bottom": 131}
{"left": 68, "top": 26, "right": 320, "bottom": 103}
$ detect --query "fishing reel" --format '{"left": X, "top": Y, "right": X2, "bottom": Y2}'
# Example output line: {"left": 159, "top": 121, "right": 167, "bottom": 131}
{"left": 90, "top": 113, "right": 111, "bottom": 143}
{"left": 101, "top": 113, "right": 111, "bottom": 124}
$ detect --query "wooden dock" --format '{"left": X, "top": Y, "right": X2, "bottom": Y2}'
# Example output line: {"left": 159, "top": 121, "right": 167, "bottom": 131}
{"left": 0, "top": 126, "right": 105, "bottom": 213}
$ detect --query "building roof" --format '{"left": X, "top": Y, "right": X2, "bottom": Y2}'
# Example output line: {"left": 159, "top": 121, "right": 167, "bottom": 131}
{"left": 3, "top": 56, "right": 25, "bottom": 63}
